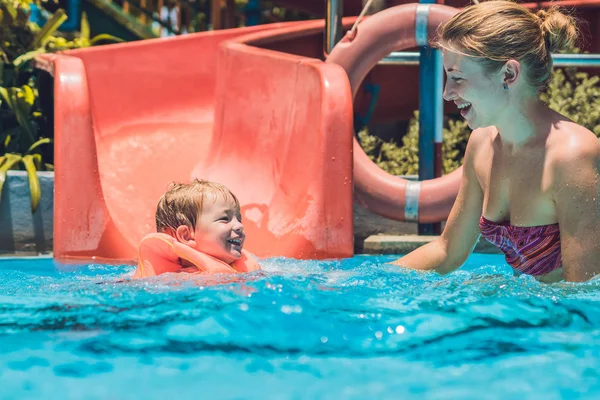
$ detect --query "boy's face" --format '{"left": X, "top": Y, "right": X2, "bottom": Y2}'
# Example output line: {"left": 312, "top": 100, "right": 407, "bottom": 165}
{"left": 192, "top": 194, "right": 245, "bottom": 264}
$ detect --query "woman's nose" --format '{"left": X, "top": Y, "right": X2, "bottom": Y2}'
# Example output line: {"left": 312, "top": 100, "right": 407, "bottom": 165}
{"left": 443, "top": 83, "right": 452, "bottom": 101}
{"left": 443, "top": 82, "right": 454, "bottom": 101}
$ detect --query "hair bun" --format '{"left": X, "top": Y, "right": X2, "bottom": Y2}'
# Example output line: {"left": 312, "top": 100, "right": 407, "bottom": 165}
{"left": 536, "top": 7, "right": 578, "bottom": 53}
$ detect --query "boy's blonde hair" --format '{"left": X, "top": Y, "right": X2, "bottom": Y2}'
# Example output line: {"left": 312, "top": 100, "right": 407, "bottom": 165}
{"left": 438, "top": 0, "right": 578, "bottom": 90}
{"left": 155, "top": 179, "right": 240, "bottom": 233}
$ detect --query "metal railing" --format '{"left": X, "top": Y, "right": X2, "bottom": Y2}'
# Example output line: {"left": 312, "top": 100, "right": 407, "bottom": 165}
{"left": 325, "top": 0, "right": 343, "bottom": 54}
{"left": 380, "top": 52, "right": 600, "bottom": 68}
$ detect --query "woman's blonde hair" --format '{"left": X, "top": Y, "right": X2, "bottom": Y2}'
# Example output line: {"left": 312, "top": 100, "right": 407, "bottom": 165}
{"left": 438, "top": 0, "right": 579, "bottom": 90}
{"left": 155, "top": 179, "right": 240, "bottom": 234}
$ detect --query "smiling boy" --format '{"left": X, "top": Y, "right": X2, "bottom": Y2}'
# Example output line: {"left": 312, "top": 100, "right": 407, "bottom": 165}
{"left": 134, "top": 179, "right": 260, "bottom": 278}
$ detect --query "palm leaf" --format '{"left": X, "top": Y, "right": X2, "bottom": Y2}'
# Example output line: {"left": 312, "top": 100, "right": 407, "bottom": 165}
{"left": 0, "top": 87, "right": 35, "bottom": 142}
{"left": 30, "top": 9, "right": 68, "bottom": 50}
{"left": 13, "top": 47, "right": 47, "bottom": 67}
{"left": 0, "top": 86, "right": 15, "bottom": 110}
{"left": 0, "top": 153, "right": 23, "bottom": 205}
{"left": 27, "top": 137, "right": 51, "bottom": 154}
{"left": 90, "top": 34, "right": 125, "bottom": 46}
{"left": 12, "top": 86, "right": 36, "bottom": 144}
{"left": 3, "top": 2, "right": 17, "bottom": 22}
{"left": 22, "top": 154, "right": 41, "bottom": 213}
{"left": 80, "top": 12, "right": 90, "bottom": 41}
{"left": 20, "top": 84, "right": 35, "bottom": 106}
{"left": 28, "top": 152, "right": 42, "bottom": 170}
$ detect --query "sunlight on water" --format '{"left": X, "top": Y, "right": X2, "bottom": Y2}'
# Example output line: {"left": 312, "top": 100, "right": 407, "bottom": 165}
{"left": 1, "top": 254, "right": 600, "bottom": 399}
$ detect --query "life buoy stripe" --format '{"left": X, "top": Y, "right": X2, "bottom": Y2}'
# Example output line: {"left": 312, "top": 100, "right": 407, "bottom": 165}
{"left": 326, "top": 4, "right": 462, "bottom": 223}
{"left": 415, "top": 4, "right": 431, "bottom": 47}
{"left": 405, "top": 180, "right": 421, "bottom": 222}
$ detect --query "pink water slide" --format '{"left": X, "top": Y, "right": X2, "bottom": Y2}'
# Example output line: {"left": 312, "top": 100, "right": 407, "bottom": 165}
{"left": 39, "top": 4, "right": 466, "bottom": 265}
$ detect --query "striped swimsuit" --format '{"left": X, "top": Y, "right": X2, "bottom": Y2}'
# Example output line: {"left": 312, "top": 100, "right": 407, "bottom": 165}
{"left": 479, "top": 215, "right": 562, "bottom": 276}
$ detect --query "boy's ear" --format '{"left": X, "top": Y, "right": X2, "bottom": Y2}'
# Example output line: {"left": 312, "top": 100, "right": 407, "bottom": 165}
{"left": 175, "top": 225, "right": 196, "bottom": 246}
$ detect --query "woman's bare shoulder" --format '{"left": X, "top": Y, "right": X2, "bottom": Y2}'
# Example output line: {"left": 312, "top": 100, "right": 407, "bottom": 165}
{"left": 549, "top": 120, "right": 600, "bottom": 162}
{"left": 466, "top": 126, "right": 495, "bottom": 152}
{"left": 547, "top": 121, "right": 600, "bottom": 184}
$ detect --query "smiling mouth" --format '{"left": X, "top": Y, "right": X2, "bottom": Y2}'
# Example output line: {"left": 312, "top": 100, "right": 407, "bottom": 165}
{"left": 457, "top": 102, "right": 472, "bottom": 116}
{"left": 227, "top": 238, "right": 242, "bottom": 246}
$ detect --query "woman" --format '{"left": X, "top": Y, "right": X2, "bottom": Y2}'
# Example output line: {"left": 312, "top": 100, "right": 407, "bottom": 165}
{"left": 393, "top": 1, "right": 600, "bottom": 282}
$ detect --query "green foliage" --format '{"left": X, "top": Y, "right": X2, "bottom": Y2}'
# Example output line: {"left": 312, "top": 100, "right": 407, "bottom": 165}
{"left": 0, "top": 0, "right": 122, "bottom": 212}
{"left": 360, "top": 67, "right": 600, "bottom": 176}
{"left": 541, "top": 68, "right": 600, "bottom": 136}
{"left": 358, "top": 112, "right": 469, "bottom": 176}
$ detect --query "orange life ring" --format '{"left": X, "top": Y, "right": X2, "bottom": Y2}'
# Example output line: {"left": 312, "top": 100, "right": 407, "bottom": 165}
{"left": 134, "top": 233, "right": 261, "bottom": 278}
{"left": 326, "top": 3, "right": 462, "bottom": 223}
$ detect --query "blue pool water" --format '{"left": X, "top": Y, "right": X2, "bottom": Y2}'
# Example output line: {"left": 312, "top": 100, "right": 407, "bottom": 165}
{"left": 1, "top": 254, "right": 600, "bottom": 399}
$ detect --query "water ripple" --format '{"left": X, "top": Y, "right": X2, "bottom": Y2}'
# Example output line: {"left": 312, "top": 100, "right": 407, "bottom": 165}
{"left": 2, "top": 255, "right": 600, "bottom": 398}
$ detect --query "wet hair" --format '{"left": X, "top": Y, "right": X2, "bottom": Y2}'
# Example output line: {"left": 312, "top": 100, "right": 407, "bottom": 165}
{"left": 438, "top": 0, "right": 579, "bottom": 90}
{"left": 155, "top": 179, "right": 240, "bottom": 234}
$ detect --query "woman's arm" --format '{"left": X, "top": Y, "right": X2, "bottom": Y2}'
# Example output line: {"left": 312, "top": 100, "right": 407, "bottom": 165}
{"left": 553, "top": 131, "right": 600, "bottom": 282}
{"left": 391, "top": 129, "right": 486, "bottom": 274}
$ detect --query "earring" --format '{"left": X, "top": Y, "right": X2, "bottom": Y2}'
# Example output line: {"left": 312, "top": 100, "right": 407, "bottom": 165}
{"left": 503, "top": 83, "right": 509, "bottom": 90}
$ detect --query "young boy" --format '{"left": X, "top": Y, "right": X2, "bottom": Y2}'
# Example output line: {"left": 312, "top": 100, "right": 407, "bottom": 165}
{"left": 134, "top": 179, "right": 261, "bottom": 278}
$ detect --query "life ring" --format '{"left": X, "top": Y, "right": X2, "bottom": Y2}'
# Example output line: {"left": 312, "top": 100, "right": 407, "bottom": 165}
{"left": 134, "top": 233, "right": 261, "bottom": 278}
{"left": 326, "top": 3, "right": 462, "bottom": 223}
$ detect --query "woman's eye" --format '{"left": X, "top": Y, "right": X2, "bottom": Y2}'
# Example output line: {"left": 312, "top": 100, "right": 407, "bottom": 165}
{"left": 218, "top": 216, "right": 230, "bottom": 222}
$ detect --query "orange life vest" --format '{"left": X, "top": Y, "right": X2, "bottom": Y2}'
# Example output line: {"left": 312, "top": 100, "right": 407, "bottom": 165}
{"left": 134, "top": 233, "right": 261, "bottom": 278}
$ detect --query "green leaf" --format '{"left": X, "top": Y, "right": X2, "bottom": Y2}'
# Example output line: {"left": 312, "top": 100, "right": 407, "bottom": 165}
{"left": 22, "top": 154, "right": 41, "bottom": 213}
{"left": 0, "top": 86, "right": 15, "bottom": 111}
{"left": 12, "top": 87, "right": 36, "bottom": 145}
{"left": 3, "top": 2, "right": 17, "bottom": 22}
{"left": 13, "top": 47, "right": 47, "bottom": 67}
{"left": 20, "top": 84, "right": 35, "bottom": 107}
{"left": 30, "top": 9, "right": 68, "bottom": 50}
{"left": 0, "top": 132, "right": 8, "bottom": 149}
{"left": 80, "top": 12, "right": 90, "bottom": 41}
{"left": 90, "top": 34, "right": 125, "bottom": 46}
{"left": 0, "top": 153, "right": 23, "bottom": 205}
{"left": 31, "top": 152, "right": 42, "bottom": 172}
{"left": 27, "top": 137, "right": 51, "bottom": 154}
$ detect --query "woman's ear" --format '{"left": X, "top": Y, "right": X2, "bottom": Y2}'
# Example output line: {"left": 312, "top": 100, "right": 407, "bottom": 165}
{"left": 502, "top": 59, "right": 521, "bottom": 88}
{"left": 175, "top": 225, "right": 196, "bottom": 246}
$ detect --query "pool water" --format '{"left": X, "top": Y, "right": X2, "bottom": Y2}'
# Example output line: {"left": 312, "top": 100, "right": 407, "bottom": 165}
{"left": 1, "top": 254, "right": 600, "bottom": 399}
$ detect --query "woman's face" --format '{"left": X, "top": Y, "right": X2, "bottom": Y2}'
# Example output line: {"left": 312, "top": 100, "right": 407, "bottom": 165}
{"left": 442, "top": 50, "right": 508, "bottom": 130}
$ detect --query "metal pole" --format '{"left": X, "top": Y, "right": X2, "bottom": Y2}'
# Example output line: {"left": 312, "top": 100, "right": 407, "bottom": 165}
{"left": 433, "top": 48, "right": 444, "bottom": 195}
{"left": 551, "top": 53, "right": 600, "bottom": 67}
{"left": 380, "top": 52, "right": 600, "bottom": 68}
{"left": 325, "top": 0, "right": 344, "bottom": 55}
{"left": 417, "top": 0, "right": 443, "bottom": 235}
{"left": 246, "top": 0, "right": 261, "bottom": 26}
{"left": 211, "top": 0, "right": 221, "bottom": 30}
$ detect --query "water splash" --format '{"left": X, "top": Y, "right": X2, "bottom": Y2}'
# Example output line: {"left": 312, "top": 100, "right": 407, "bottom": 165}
{"left": 1, "top": 254, "right": 600, "bottom": 398}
